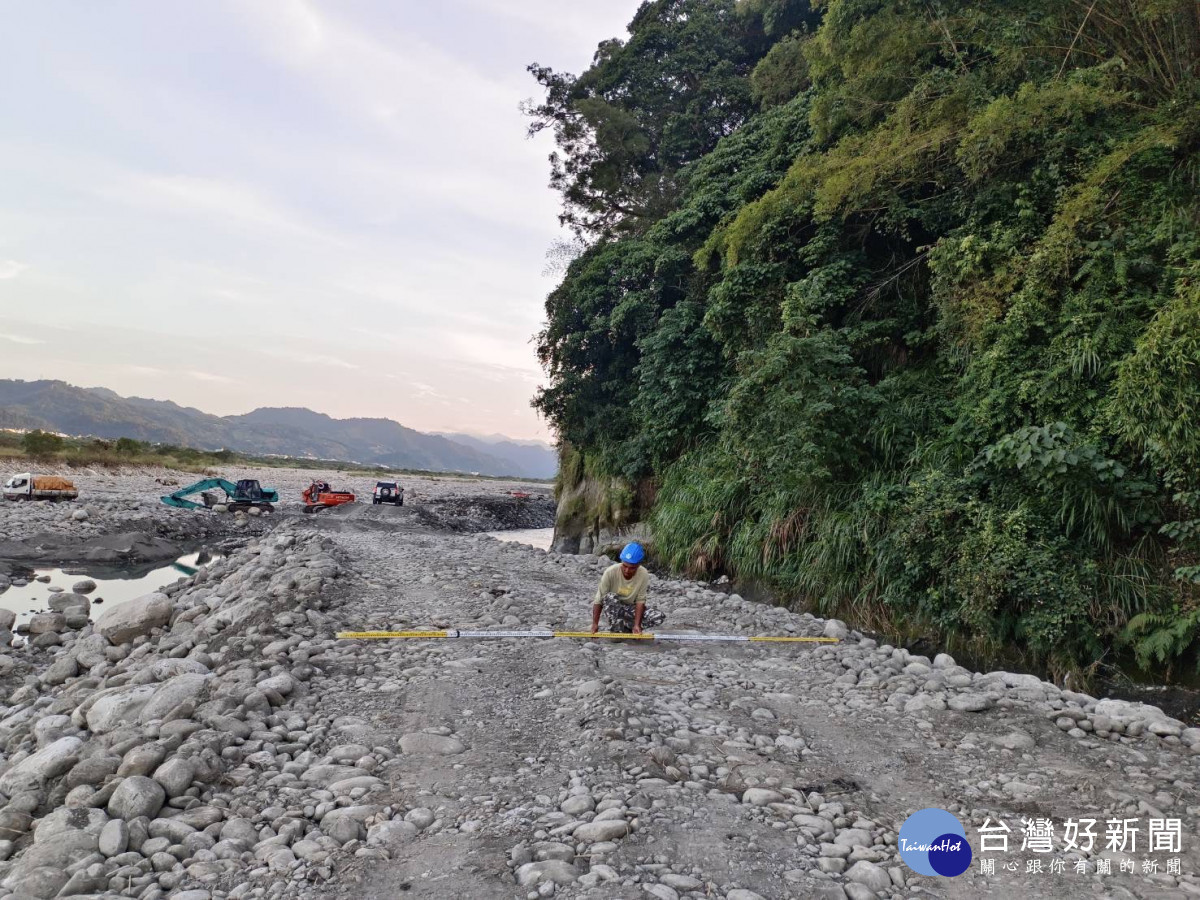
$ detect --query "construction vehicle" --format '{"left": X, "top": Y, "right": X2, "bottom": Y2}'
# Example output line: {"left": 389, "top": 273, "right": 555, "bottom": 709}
{"left": 160, "top": 478, "right": 278, "bottom": 513}
{"left": 3, "top": 473, "right": 78, "bottom": 502}
{"left": 302, "top": 480, "right": 356, "bottom": 513}
{"left": 372, "top": 481, "right": 404, "bottom": 505}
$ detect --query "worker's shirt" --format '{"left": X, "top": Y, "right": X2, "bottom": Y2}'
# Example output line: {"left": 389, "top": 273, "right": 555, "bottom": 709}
{"left": 593, "top": 563, "right": 649, "bottom": 606}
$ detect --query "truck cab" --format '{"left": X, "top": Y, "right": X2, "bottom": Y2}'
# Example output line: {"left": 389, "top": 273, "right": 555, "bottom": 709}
{"left": 2, "top": 473, "right": 31, "bottom": 500}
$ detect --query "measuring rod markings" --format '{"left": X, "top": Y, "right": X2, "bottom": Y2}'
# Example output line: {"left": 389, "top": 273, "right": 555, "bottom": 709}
{"left": 336, "top": 629, "right": 839, "bottom": 643}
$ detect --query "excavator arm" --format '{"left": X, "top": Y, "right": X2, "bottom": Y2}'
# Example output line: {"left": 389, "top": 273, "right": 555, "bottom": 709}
{"left": 160, "top": 478, "right": 238, "bottom": 509}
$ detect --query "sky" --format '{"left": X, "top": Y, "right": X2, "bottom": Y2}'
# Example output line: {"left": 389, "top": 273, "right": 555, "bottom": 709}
{"left": 0, "top": 0, "right": 643, "bottom": 441}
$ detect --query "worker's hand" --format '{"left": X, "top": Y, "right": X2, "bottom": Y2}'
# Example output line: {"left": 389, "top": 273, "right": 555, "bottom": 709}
{"left": 632, "top": 624, "right": 642, "bottom": 635}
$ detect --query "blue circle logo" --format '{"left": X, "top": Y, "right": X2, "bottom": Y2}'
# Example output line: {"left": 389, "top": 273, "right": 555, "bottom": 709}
{"left": 898, "top": 808, "right": 972, "bottom": 877}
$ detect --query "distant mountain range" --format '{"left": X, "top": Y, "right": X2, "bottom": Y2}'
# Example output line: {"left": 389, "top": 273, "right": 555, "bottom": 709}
{"left": 0, "top": 380, "right": 557, "bottom": 479}
{"left": 437, "top": 433, "right": 561, "bottom": 481}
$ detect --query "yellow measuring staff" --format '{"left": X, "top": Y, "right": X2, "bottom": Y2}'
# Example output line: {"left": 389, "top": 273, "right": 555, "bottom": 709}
{"left": 336, "top": 629, "right": 839, "bottom": 643}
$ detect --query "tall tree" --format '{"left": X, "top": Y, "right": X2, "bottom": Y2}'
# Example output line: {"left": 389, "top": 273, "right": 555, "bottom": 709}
{"left": 525, "top": 0, "right": 816, "bottom": 237}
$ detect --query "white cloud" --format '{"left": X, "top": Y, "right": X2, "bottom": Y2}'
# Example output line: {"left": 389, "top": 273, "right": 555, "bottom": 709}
{"left": 0, "top": 331, "right": 42, "bottom": 345}
{"left": 267, "top": 0, "right": 325, "bottom": 55}
{"left": 188, "top": 370, "right": 234, "bottom": 383}
{"left": 96, "top": 172, "right": 340, "bottom": 246}
{"left": 266, "top": 349, "right": 361, "bottom": 371}
{"left": 0, "top": 260, "right": 27, "bottom": 279}
{"left": 442, "top": 329, "right": 542, "bottom": 374}
{"left": 461, "top": 0, "right": 635, "bottom": 50}
{"left": 240, "top": 1, "right": 519, "bottom": 105}
{"left": 409, "top": 381, "right": 446, "bottom": 399}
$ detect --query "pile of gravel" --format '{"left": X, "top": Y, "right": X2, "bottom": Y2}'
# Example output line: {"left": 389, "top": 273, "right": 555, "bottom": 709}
{"left": 0, "top": 524, "right": 418, "bottom": 899}
{"left": 416, "top": 494, "right": 555, "bottom": 533}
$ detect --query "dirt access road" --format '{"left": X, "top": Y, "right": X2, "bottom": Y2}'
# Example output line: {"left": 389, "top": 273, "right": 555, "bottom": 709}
{"left": 288, "top": 501, "right": 1200, "bottom": 900}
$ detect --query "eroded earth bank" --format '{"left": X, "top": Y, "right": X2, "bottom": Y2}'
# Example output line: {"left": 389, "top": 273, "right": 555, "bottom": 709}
{"left": 0, "top": 472, "right": 1197, "bottom": 900}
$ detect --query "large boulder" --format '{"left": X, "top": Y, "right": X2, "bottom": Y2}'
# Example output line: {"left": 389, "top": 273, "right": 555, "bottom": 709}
{"left": 2, "top": 865, "right": 68, "bottom": 897}
{"left": 300, "top": 765, "right": 365, "bottom": 787}
{"left": 84, "top": 685, "right": 158, "bottom": 733}
{"left": 139, "top": 673, "right": 211, "bottom": 723}
{"left": 1094, "top": 698, "right": 1173, "bottom": 723}
{"left": 398, "top": 733, "right": 465, "bottom": 756}
{"left": 846, "top": 860, "right": 892, "bottom": 893}
{"left": 98, "top": 819, "right": 129, "bottom": 857}
{"left": 15, "top": 828, "right": 98, "bottom": 868}
{"left": 28, "top": 612, "right": 66, "bottom": 635}
{"left": 96, "top": 592, "right": 171, "bottom": 644}
{"left": 32, "top": 714, "right": 73, "bottom": 748}
{"left": 48, "top": 592, "right": 89, "bottom": 614}
{"left": 257, "top": 673, "right": 296, "bottom": 696}
{"left": 147, "top": 657, "right": 209, "bottom": 679}
{"left": 33, "top": 807, "right": 109, "bottom": 842}
{"left": 41, "top": 654, "right": 79, "bottom": 686}
{"left": 516, "top": 860, "right": 580, "bottom": 886}
{"left": 0, "top": 736, "right": 83, "bottom": 795}
{"left": 220, "top": 817, "right": 258, "bottom": 846}
{"left": 366, "top": 820, "right": 418, "bottom": 848}
{"left": 117, "top": 745, "right": 166, "bottom": 777}
{"left": 572, "top": 820, "right": 629, "bottom": 843}
{"left": 320, "top": 806, "right": 378, "bottom": 844}
{"left": 741, "top": 789, "right": 784, "bottom": 806}
{"left": 107, "top": 776, "right": 165, "bottom": 821}
{"left": 152, "top": 757, "right": 195, "bottom": 797}
{"left": 995, "top": 671, "right": 1046, "bottom": 691}
{"left": 72, "top": 633, "right": 111, "bottom": 668}
{"left": 65, "top": 755, "right": 120, "bottom": 789}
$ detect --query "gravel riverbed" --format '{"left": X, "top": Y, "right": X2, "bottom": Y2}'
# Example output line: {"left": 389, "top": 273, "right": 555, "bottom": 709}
{"left": 0, "top": 470, "right": 1196, "bottom": 899}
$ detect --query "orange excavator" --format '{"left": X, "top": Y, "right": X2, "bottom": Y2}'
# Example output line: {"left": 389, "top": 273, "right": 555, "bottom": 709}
{"left": 302, "top": 480, "right": 356, "bottom": 513}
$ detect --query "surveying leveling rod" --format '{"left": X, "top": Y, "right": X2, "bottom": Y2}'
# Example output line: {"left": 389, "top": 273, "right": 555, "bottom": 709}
{"left": 336, "top": 629, "right": 839, "bottom": 644}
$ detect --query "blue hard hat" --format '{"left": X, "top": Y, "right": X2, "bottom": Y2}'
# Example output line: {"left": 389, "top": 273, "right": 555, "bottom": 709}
{"left": 619, "top": 542, "right": 645, "bottom": 565}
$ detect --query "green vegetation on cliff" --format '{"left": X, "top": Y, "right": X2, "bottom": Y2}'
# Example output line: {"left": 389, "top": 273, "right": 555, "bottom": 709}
{"left": 529, "top": 0, "right": 1200, "bottom": 681}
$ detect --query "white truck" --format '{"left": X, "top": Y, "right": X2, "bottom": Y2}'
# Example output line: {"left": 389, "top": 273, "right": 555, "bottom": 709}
{"left": 2, "top": 473, "right": 79, "bottom": 502}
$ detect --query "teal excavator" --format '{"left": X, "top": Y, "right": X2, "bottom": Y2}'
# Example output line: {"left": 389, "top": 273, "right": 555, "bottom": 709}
{"left": 160, "top": 478, "right": 279, "bottom": 513}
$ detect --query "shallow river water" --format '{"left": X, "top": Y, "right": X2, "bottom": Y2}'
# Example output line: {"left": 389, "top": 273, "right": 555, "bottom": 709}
{"left": 485, "top": 527, "right": 554, "bottom": 551}
{"left": 0, "top": 550, "right": 224, "bottom": 623}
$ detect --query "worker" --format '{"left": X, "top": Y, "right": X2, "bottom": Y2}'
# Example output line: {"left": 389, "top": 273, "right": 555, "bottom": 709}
{"left": 590, "top": 542, "right": 666, "bottom": 634}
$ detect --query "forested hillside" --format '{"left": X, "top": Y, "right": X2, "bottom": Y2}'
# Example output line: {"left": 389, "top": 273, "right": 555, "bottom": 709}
{"left": 528, "top": 0, "right": 1200, "bottom": 682}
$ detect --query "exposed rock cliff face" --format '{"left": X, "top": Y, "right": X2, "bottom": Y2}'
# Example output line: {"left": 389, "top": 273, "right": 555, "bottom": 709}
{"left": 549, "top": 445, "right": 649, "bottom": 555}
{"left": 550, "top": 481, "right": 648, "bottom": 555}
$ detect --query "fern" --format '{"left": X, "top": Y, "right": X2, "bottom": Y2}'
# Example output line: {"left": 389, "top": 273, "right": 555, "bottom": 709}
{"left": 1125, "top": 606, "right": 1200, "bottom": 674}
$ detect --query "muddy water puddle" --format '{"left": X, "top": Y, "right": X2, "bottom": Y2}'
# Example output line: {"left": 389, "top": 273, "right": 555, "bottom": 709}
{"left": 0, "top": 550, "right": 224, "bottom": 623}
{"left": 485, "top": 527, "right": 554, "bottom": 551}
